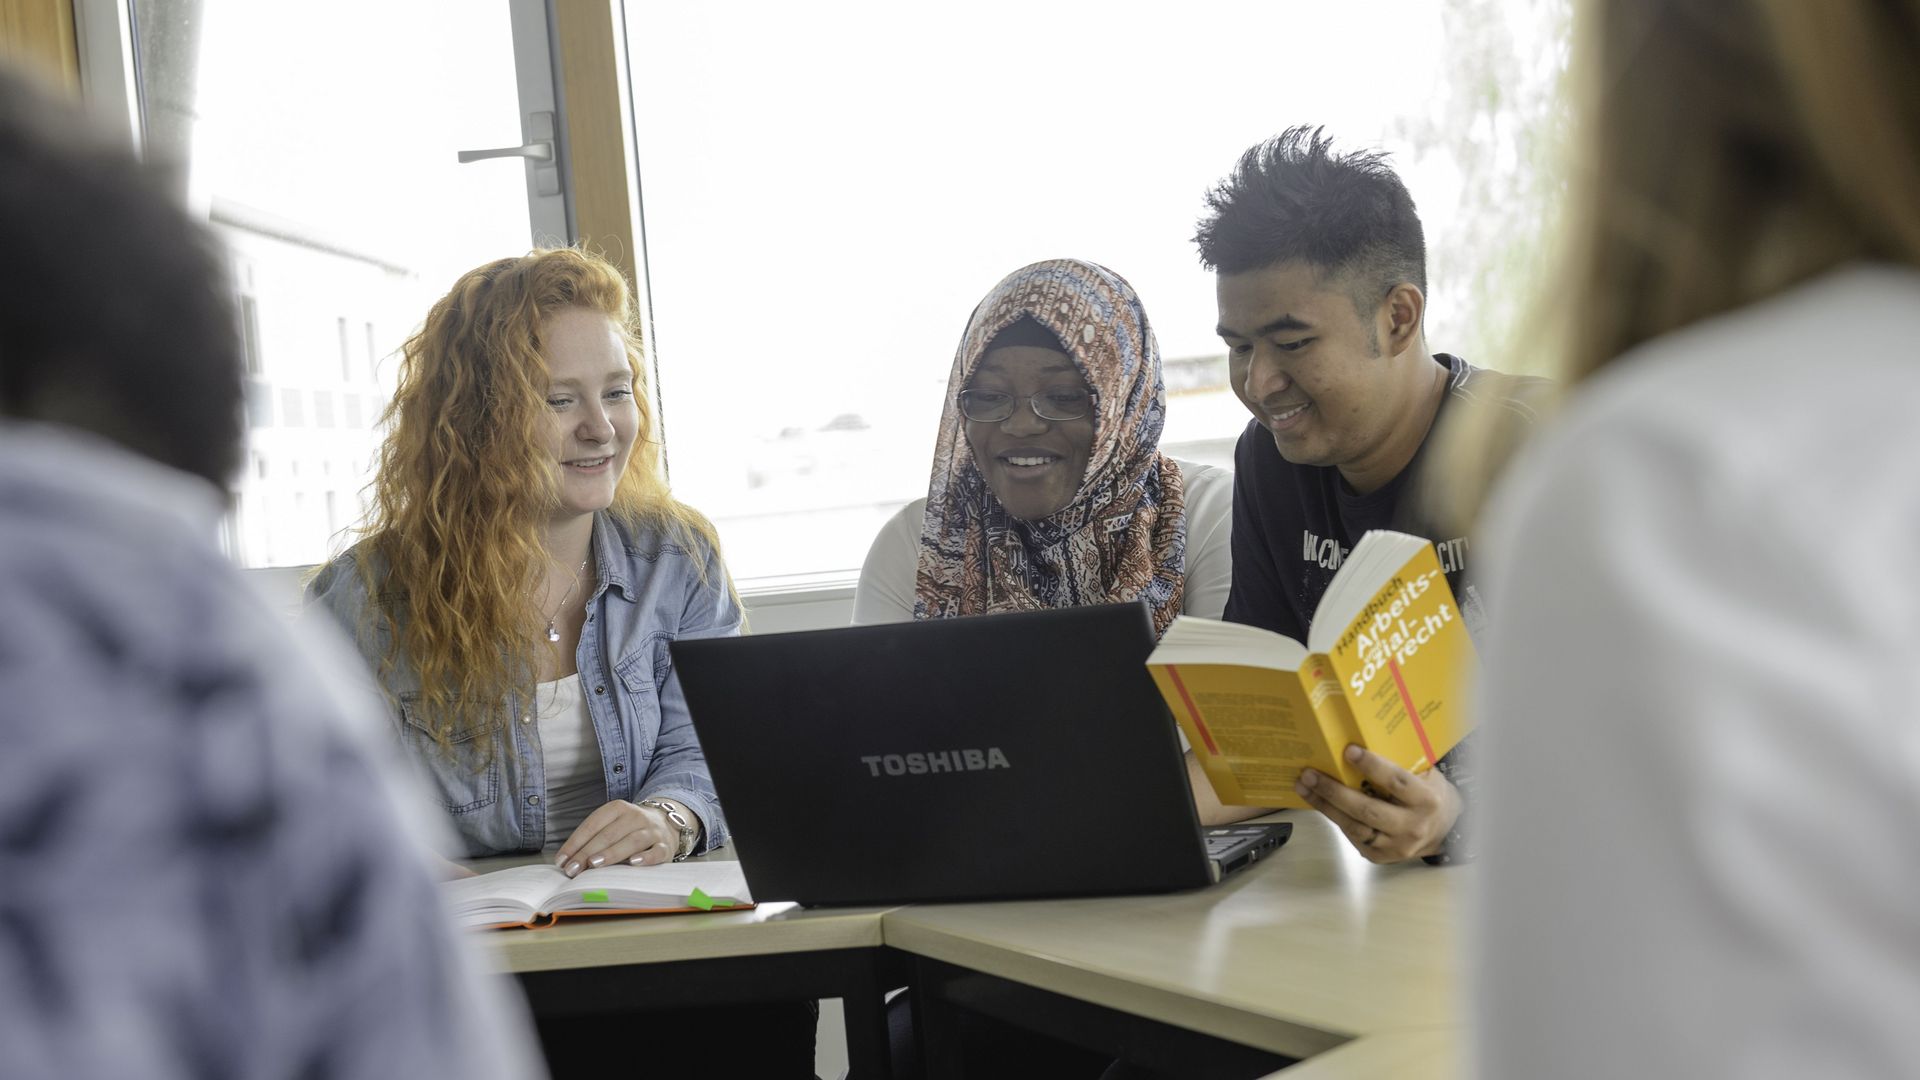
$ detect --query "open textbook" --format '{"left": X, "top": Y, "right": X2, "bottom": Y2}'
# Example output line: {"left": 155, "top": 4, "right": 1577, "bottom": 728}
{"left": 444, "top": 860, "right": 754, "bottom": 930}
{"left": 1147, "top": 530, "right": 1476, "bottom": 809}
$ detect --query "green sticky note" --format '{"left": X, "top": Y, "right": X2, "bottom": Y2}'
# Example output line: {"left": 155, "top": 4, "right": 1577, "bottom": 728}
{"left": 687, "top": 887, "right": 716, "bottom": 911}
{"left": 580, "top": 890, "right": 609, "bottom": 903}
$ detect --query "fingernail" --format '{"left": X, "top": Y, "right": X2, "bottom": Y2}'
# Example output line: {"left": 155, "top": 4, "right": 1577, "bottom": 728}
{"left": 554, "top": 854, "right": 568, "bottom": 869}
{"left": 588, "top": 855, "right": 605, "bottom": 868}
{"left": 628, "top": 854, "right": 644, "bottom": 865}
{"left": 1298, "top": 770, "right": 1317, "bottom": 789}
{"left": 1345, "top": 745, "right": 1364, "bottom": 763}
{"left": 564, "top": 861, "right": 581, "bottom": 877}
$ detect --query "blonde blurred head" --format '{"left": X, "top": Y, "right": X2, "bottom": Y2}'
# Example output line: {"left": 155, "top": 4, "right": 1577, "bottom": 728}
{"left": 1560, "top": 0, "right": 1920, "bottom": 379}
{"left": 357, "top": 247, "right": 722, "bottom": 743}
{"left": 1440, "top": 0, "right": 1920, "bottom": 527}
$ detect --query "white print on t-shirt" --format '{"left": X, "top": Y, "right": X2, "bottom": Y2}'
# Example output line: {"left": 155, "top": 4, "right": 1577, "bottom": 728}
{"left": 1303, "top": 529, "right": 1349, "bottom": 570}
{"left": 1300, "top": 530, "right": 1471, "bottom": 575}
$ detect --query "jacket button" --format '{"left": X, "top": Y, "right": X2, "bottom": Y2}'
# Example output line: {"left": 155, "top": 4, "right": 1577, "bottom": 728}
{"left": 612, "top": 763, "right": 624, "bottom": 773}
{"left": 527, "top": 794, "right": 540, "bottom": 806}
{"left": 594, "top": 685, "right": 606, "bottom": 695}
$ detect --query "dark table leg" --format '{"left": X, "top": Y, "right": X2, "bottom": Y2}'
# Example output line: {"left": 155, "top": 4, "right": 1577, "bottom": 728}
{"left": 842, "top": 949, "right": 911, "bottom": 1080}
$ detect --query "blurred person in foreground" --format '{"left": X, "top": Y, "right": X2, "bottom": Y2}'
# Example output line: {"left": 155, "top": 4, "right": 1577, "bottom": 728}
{"left": 1471, "top": 1, "right": 1920, "bottom": 1076}
{"left": 0, "top": 65, "right": 544, "bottom": 1079}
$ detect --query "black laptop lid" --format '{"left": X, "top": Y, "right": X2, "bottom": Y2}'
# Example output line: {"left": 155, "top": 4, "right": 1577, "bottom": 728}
{"left": 670, "top": 602, "right": 1214, "bottom": 905}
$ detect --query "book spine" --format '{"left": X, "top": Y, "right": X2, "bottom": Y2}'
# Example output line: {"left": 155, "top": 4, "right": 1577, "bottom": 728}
{"left": 1304, "top": 655, "right": 1369, "bottom": 789}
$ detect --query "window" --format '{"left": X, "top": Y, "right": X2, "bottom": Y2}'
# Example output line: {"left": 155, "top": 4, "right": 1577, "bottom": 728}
{"left": 624, "top": 1, "right": 1569, "bottom": 584}
{"left": 126, "top": 0, "right": 564, "bottom": 566}
{"left": 238, "top": 292, "right": 263, "bottom": 376}
{"left": 100, "top": 0, "right": 1563, "bottom": 582}
{"left": 279, "top": 388, "right": 304, "bottom": 428}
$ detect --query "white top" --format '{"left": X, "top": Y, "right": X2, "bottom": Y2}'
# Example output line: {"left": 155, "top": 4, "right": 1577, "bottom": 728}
{"left": 1473, "top": 265, "right": 1920, "bottom": 1080}
{"left": 535, "top": 673, "right": 605, "bottom": 845}
{"left": 852, "top": 458, "right": 1235, "bottom": 625}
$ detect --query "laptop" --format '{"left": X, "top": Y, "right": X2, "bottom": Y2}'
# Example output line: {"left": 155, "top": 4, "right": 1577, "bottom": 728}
{"left": 670, "top": 602, "right": 1291, "bottom": 906}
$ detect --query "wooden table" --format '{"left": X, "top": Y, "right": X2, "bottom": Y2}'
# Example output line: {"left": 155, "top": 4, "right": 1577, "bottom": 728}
{"left": 474, "top": 814, "right": 1463, "bottom": 1079}
{"left": 879, "top": 813, "right": 1462, "bottom": 1078}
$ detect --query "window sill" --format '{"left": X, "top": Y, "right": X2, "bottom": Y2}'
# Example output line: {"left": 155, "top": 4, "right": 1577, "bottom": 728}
{"left": 736, "top": 571, "right": 859, "bottom": 604}
{"left": 737, "top": 572, "right": 859, "bottom": 633}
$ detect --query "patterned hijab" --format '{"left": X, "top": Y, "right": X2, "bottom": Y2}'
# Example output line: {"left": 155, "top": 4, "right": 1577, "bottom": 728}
{"left": 913, "top": 258, "right": 1189, "bottom": 636}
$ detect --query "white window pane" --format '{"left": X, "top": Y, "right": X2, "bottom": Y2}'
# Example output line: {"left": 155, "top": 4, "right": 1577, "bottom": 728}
{"left": 133, "top": 0, "right": 539, "bottom": 567}
{"left": 626, "top": 1, "right": 1563, "bottom": 585}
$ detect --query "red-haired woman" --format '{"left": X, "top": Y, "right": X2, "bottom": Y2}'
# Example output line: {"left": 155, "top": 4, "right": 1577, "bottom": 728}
{"left": 309, "top": 248, "right": 813, "bottom": 1076}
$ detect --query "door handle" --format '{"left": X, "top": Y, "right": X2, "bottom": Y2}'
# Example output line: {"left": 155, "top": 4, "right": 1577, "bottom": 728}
{"left": 457, "top": 142, "right": 552, "bottom": 163}
{"left": 457, "top": 109, "right": 557, "bottom": 163}
{"left": 457, "top": 111, "right": 562, "bottom": 197}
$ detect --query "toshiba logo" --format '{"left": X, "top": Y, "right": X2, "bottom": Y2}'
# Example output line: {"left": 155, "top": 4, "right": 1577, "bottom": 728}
{"left": 861, "top": 749, "right": 1011, "bottom": 777}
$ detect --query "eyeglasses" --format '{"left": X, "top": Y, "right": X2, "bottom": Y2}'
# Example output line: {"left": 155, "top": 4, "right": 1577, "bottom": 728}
{"left": 956, "top": 388, "right": 1095, "bottom": 423}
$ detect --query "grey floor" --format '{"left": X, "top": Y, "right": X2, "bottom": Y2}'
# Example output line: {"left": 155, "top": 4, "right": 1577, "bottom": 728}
{"left": 817, "top": 997, "right": 850, "bottom": 1079}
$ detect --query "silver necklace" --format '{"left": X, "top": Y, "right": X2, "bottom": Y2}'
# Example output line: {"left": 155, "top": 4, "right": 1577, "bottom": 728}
{"left": 543, "top": 559, "right": 589, "bottom": 643}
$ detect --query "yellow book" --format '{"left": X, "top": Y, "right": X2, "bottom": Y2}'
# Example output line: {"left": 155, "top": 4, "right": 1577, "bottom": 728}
{"left": 1147, "top": 530, "right": 1476, "bottom": 809}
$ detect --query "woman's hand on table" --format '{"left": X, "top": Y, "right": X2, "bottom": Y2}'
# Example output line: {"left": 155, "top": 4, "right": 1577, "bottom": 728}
{"left": 555, "top": 799, "right": 701, "bottom": 877}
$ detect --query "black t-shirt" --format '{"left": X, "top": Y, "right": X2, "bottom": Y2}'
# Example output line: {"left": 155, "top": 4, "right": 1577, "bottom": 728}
{"left": 1223, "top": 353, "right": 1548, "bottom": 641}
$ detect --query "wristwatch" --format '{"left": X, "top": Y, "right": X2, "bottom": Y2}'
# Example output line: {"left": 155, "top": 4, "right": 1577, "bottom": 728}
{"left": 638, "top": 798, "right": 698, "bottom": 861}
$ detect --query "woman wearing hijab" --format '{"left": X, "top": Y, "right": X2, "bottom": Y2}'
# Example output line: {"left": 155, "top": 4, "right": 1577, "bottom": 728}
{"left": 855, "top": 256, "right": 1235, "bottom": 1079}
{"left": 854, "top": 257, "right": 1232, "bottom": 631}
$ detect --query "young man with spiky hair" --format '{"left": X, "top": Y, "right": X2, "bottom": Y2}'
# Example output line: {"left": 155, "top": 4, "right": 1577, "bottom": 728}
{"left": 1191, "top": 127, "right": 1548, "bottom": 865}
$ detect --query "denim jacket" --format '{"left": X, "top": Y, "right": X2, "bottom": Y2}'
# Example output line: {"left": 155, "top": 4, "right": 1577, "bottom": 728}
{"left": 306, "top": 511, "right": 740, "bottom": 857}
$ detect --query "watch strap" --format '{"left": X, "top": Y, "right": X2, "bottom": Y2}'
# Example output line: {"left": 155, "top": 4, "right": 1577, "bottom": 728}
{"left": 638, "top": 798, "right": 698, "bottom": 861}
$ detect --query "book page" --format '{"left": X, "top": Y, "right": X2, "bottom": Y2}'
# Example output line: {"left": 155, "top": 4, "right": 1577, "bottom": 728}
{"left": 1149, "top": 664, "right": 1334, "bottom": 808}
{"left": 443, "top": 865, "right": 560, "bottom": 928}
{"left": 545, "top": 860, "right": 753, "bottom": 913}
{"left": 1149, "top": 615, "right": 1309, "bottom": 670}
{"left": 1307, "top": 531, "right": 1433, "bottom": 655}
